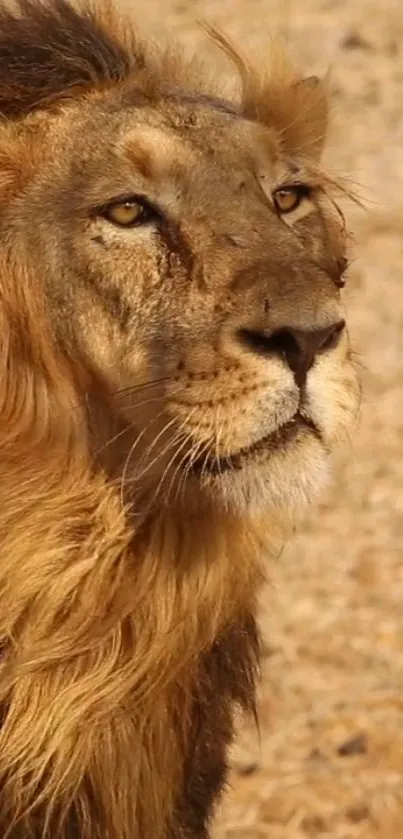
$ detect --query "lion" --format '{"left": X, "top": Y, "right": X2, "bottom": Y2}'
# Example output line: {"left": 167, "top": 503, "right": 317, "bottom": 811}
{"left": 0, "top": 1, "right": 360, "bottom": 837}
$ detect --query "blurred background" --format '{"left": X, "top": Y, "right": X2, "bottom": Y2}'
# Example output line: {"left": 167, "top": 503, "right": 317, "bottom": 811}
{"left": 121, "top": 1, "right": 403, "bottom": 836}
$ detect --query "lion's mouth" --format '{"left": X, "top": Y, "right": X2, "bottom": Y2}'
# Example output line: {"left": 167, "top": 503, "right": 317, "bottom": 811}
{"left": 189, "top": 414, "right": 320, "bottom": 476}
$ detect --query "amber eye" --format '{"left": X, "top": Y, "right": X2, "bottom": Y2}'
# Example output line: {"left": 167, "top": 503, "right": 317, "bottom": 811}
{"left": 273, "top": 185, "right": 309, "bottom": 215}
{"left": 101, "top": 198, "right": 155, "bottom": 228}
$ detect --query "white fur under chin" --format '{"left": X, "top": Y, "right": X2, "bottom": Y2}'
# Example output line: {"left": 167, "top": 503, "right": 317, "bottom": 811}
{"left": 203, "top": 434, "right": 332, "bottom": 523}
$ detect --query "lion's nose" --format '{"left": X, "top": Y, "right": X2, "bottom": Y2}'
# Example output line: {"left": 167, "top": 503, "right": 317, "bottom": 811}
{"left": 238, "top": 320, "right": 345, "bottom": 387}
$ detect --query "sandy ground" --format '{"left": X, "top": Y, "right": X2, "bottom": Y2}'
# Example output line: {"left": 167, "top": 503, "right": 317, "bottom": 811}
{"left": 120, "top": 1, "right": 403, "bottom": 835}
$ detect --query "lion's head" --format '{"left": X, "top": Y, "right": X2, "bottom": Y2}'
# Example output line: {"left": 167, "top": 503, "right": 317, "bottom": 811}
{"left": 0, "top": 1, "right": 359, "bottom": 524}
{"left": 0, "top": 2, "right": 362, "bottom": 837}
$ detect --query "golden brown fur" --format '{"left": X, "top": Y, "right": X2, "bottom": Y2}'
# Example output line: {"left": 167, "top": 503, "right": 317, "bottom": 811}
{"left": 0, "top": 2, "right": 360, "bottom": 837}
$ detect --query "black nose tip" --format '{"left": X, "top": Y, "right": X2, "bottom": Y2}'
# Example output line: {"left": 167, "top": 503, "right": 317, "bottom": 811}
{"left": 279, "top": 321, "right": 345, "bottom": 386}
{"left": 238, "top": 320, "right": 345, "bottom": 387}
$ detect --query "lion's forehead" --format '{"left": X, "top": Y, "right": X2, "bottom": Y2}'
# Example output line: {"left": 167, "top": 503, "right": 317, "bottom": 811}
{"left": 42, "top": 94, "right": 283, "bottom": 192}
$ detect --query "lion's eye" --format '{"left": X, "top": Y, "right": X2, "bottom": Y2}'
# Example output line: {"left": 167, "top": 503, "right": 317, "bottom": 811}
{"left": 101, "top": 198, "right": 155, "bottom": 228}
{"left": 273, "top": 186, "right": 309, "bottom": 215}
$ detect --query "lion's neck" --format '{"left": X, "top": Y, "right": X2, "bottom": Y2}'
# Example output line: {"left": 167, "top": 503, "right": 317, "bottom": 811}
{"left": 0, "top": 420, "right": 273, "bottom": 839}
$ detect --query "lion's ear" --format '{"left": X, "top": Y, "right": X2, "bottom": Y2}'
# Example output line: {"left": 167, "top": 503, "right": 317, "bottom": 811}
{"left": 252, "top": 72, "right": 330, "bottom": 162}
{"left": 289, "top": 75, "right": 329, "bottom": 160}
{"left": 201, "top": 28, "right": 329, "bottom": 161}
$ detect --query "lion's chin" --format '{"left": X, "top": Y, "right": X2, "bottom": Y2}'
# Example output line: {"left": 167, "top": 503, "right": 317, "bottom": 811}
{"left": 192, "top": 425, "right": 332, "bottom": 523}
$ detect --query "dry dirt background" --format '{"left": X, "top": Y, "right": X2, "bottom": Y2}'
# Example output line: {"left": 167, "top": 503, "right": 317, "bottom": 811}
{"left": 120, "top": 1, "right": 403, "bottom": 836}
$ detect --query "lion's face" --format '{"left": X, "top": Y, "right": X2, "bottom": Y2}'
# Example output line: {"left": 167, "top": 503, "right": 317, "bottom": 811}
{"left": 7, "top": 86, "right": 359, "bottom": 517}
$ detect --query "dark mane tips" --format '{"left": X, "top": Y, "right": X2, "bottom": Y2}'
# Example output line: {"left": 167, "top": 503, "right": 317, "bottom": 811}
{"left": 0, "top": 0, "right": 141, "bottom": 118}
